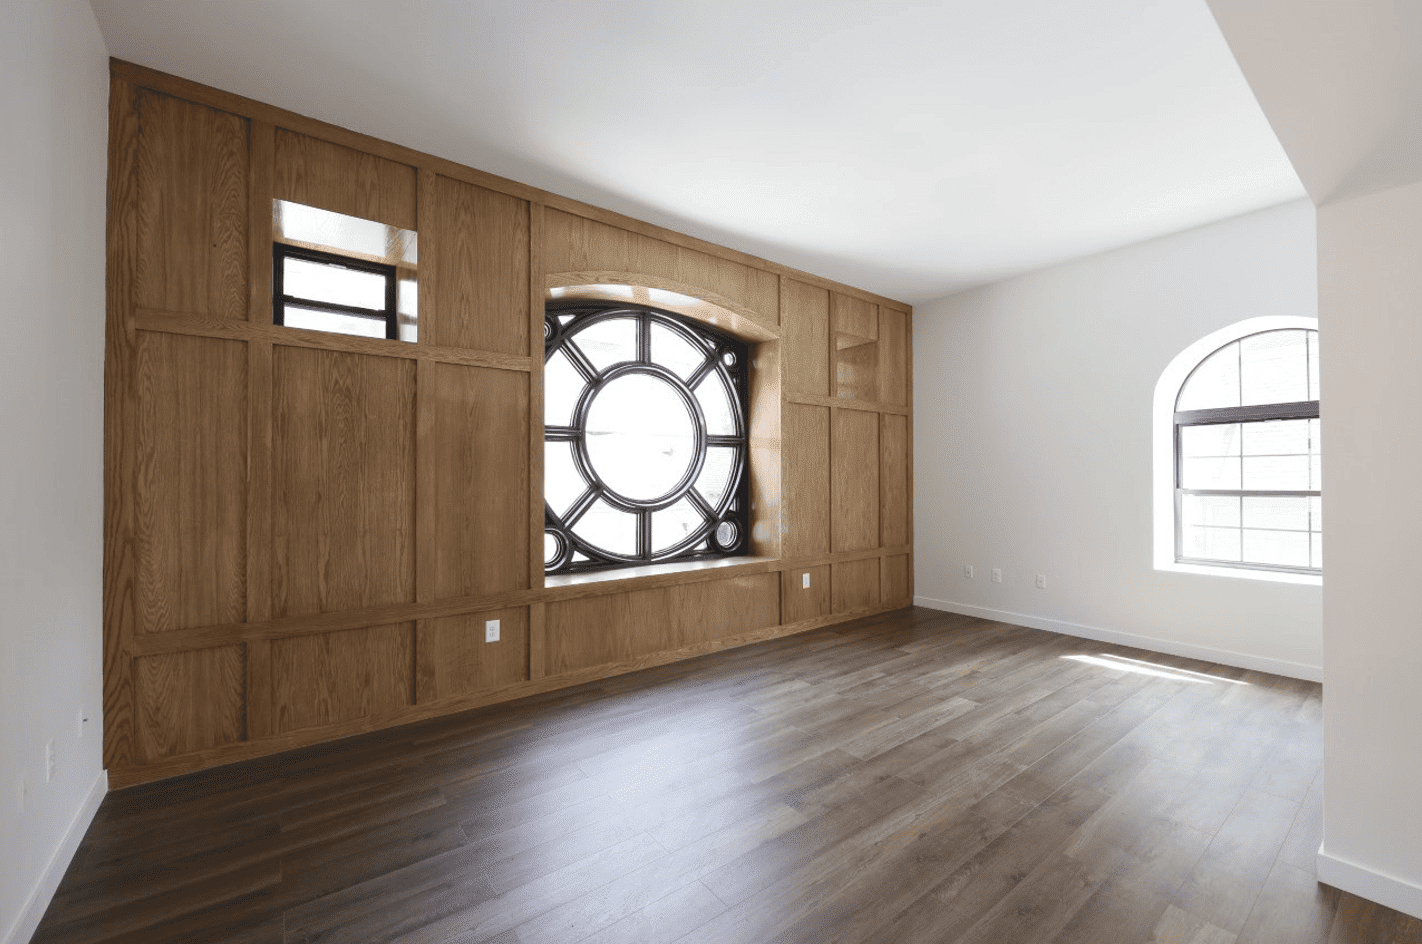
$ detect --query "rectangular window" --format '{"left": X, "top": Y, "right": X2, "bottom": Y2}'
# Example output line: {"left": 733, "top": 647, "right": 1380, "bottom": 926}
{"left": 273, "top": 243, "right": 398, "bottom": 340}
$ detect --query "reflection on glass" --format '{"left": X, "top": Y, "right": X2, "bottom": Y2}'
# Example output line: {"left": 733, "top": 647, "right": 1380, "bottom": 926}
{"left": 651, "top": 323, "right": 707, "bottom": 379}
{"left": 574, "top": 318, "right": 637, "bottom": 374}
{"left": 653, "top": 498, "right": 703, "bottom": 553}
{"left": 544, "top": 441, "right": 586, "bottom": 517}
{"left": 586, "top": 373, "right": 695, "bottom": 500}
{"left": 695, "top": 376, "right": 736, "bottom": 436}
{"left": 577, "top": 498, "right": 636, "bottom": 555}
{"left": 282, "top": 305, "right": 386, "bottom": 339}
{"left": 274, "top": 199, "right": 417, "bottom": 265}
{"left": 284, "top": 256, "right": 386, "bottom": 310}
{"left": 696, "top": 446, "right": 736, "bottom": 508}
{"left": 544, "top": 351, "right": 583, "bottom": 427}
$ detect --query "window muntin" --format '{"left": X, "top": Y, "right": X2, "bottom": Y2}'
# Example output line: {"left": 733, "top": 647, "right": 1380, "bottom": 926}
{"left": 543, "top": 302, "right": 749, "bottom": 574}
{"left": 1174, "top": 328, "right": 1320, "bottom": 573}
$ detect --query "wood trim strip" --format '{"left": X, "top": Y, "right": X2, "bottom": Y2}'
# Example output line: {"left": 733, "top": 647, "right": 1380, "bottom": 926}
{"left": 785, "top": 390, "right": 910, "bottom": 416}
{"left": 245, "top": 120, "right": 275, "bottom": 740}
{"left": 546, "top": 271, "right": 780, "bottom": 341}
{"left": 133, "top": 309, "right": 534, "bottom": 372}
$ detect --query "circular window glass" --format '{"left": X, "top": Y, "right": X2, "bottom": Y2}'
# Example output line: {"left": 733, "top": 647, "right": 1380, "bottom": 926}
{"left": 585, "top": 372, "right": 697, "bottom": 501}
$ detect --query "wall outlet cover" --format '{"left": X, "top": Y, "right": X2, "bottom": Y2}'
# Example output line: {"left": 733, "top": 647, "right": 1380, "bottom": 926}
{"left": 485, "top": 619, "right": 500, "bottom": 643}
{"left": 1036, "top": 573, "right": 1047, "bottom": 589}
{"left": 802, "top": 573, "right": 811, "bottom": 589}
{"left": 991, "top": 568, "right": 1003, "bottom": 583}
{"left": 963, "top": 565, "right": 974, "bottom": 579}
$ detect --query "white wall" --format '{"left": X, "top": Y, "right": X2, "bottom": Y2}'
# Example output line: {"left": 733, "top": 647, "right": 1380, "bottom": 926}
{"left": 0, "top": 4, "right": 109, "bottom": 942}
{"left": 914, "top": 198, "right": 1323, "bottom": 678}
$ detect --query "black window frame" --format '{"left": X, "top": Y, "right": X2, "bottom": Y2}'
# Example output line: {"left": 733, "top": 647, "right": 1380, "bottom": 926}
{"left": 273, "top": 242, "right": 399, "bottom": 340}
{"left": 543, "top": 300, "right": 751, "bottom": 575}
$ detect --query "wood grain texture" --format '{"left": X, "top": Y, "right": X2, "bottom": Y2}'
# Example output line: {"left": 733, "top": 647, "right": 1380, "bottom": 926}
{"left": 881, "top": 413, "right": 910, "bottom": 548}
{"left": 134, "top": 88, "right": 248, "bottom": 321}
{"left": 549, "top": 277, "right": 778, "bottom": 343}
{"left": 274, "top": 128, "right": 417, "bottom": 231}
{"left": 272, "top": 623, "right": 415, "bottom": 733}
{"left": 781, "top": 565, "right": 831, "bottom": 625}
{"left": 782, "top": 279, "right": 831, "bottom": 396}
{"left": 674, "top": 573, "right": 780, "bottom": 647}
{"left": 832, "top": 557, "right": 881, "bottom": 613}
{"left": 883, "top": 554, "right": 911, "bottom": 605}
{"left": 832, "top": 292, "right": 877, "bottom": 340}
{"left": 430, "top": 175, "right": 530, "bottom": 355}
{"left": 836, "top": 337, "right": 879, "bottom": 402}
{"left": 748, "top": 339, "right": 782, "bottom": 558}
{"left": 878, "top": 307, "right": 909, "bottom": 407}
{"left": 782, "top": 403, "right": 831, "bottom": 559}
{"left": 135, "top": 331, "right": 247, "bottom": 633}
{"left": 422, "top": 362, "right": 530, "bottom": 598}
{"left": 417, "top": 608, "right": 530, "bottom": 702}
{"left": 135, "top": 645, "right": 246, "bottom": 761}
{"left": 833, "top": 408, "right": 881, "bottom": 552}
{"left": 272, "top": 347, "right": 415, "bottom": 618}
{"left": 528, "top": 203, "right": 546, "bottom": 590}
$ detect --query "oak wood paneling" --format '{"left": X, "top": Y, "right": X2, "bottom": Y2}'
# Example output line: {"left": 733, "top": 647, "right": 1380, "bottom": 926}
{"left": 832, "top": 292, "right": 877, "bottom": 341}
{"left": 545, "top": 587, "right": 676, "bottom": 676}
{"left": 781, "top": 565, "right": 831, "bottom": 625}
{"left": 274, "top": 129, "right": 417, "bottom": 231}
{"left": 135, "top": 332, "right": 247, "bottom": 634}
{"left": 881, "top": 412, "right": 910, "bottom": 548}
{"left": 835, "top": 338, "right": 879, "bottom": 402}
{"left": 878, "top": 307, "right": 909, "bottom": 406}
{"left": 416, "top": 608, "right": 529, "bottom": 702}
{"left": 134, "top": 88, "right": 248, "bottom": 320}
{"left": 832, "top": 558, "right": 881, "bottom": 613}
{"left": 782, "top": 403, "right": 831, "bottom": 558}
{"left": 135, "top": 645, "right": 246, "bottom": 761}
{"left": 675, "top": 574, "right": 780, "bottom": 647}
{"left": 832, "top": 408, "right": 880, "bottom": 552}
{"left": 883, "top": 553, "right": 911, "bottom": 605}
{"left": 421, "top": 363, "right": 530, "bottom": 599}
{"left": 429, "top": 175, "right": 530, "bottom": 354}
{"left": 272, "top": 347, "right": 415, "bottom": 618}
{"left": 272, "top": 623, "right": 414, "bottom": 733}
{"left": 782, "top": 279, "right": 830, "bottom": 396}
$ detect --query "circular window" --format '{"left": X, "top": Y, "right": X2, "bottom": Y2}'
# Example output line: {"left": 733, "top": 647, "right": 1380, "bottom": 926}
{"left": 544, "top": 302, "right": 749, "bottom": 572}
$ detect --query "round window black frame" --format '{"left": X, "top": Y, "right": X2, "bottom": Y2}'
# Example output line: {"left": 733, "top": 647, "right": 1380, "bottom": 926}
{"left": 543, "top": 300, "right": 751, "bottom": 574}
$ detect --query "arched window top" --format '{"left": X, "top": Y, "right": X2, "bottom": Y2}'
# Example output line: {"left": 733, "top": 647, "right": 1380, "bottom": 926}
{"left": 1176, "top": 328, "right": 1319, "bottom": 413}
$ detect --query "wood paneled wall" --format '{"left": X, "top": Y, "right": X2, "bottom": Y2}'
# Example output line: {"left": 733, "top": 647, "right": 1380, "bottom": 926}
{"left": 104, "top": 60, "right": 915, "bottom": 786}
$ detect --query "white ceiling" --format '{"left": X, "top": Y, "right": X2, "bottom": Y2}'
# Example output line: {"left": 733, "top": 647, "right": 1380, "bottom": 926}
{"left": 89, "top": 0, "right": 1304, "bottom": 304}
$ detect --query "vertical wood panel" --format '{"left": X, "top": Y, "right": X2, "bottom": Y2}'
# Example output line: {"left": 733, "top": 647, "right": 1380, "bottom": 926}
{"left": 429, "top": 175, "right": 529, "bottom": 354}
{"left": 878, "top": 307, "right": 909, "bottom": 406}
{"left": 135, "top": 332, "right": 247, "bottom": 633}
{"left": 832, "top": 293, "right": 877, "bottom": 340}
{"left": 273, "top": 129, "right": 417, "bottom": 231}
{"left": 832, "top": 408, "right": 880, "bottom": 552}
{"left": 833, "top": 558, "right": 881, "bottom": 613}
{"left": 674, "top": 574, "right": 780, "bottom": 646}
{"left": 781, "top": 565, "right": 831, "bottom": 625}
{"left": 545, "top": 588, "right": 675, "bottom": 676}
{"left": 134, "top": 89, "right": 248, "bottom": 320}
{"left": 246, "top": 120, "right": 275, "bottom": 738}
{"left": 783, "top": 278, "right": 830, "bottom": 396}
{"left": 272, "top": 348, "right": 415, "bottom": 617}
{"left": 135, "top": 646, "right": 246, "bottom": 761}
{"left": 881, "top": 413, "right": 910, "bottom": 548}
{"left": 883, "top": 554, "right": 911, "bottom": 605}
{"left": 272, "top": 624, "right": 414, "bottom": 733}
{"left": 417, "top": 608, "right": 530, "bottom": 702}
{"left": 782, "top": 403, "right": 831, "bottom": 558}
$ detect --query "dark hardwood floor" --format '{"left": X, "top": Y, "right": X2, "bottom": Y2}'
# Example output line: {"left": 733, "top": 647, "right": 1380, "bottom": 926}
{"left": 32, "top": 607, "right": 1422, "bottom": 944}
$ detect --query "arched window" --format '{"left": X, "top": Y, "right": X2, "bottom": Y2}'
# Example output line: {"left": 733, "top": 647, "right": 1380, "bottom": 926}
{"left": 542, "top": 300, "right": 749, "bottom": 574}
{"left": 1166, "top": 324, "right": 1320, "bottom": 575}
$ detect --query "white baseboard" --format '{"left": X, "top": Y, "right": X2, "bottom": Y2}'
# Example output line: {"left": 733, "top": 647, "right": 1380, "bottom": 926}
{"left": 913, "top": 596, "right": 1323, "bottom": 683}
{"left": 1318, "top": 846, "right": 1422, "bottom": 921}
{"left": 4, "top": 769, "right": 107, "bottom": 944}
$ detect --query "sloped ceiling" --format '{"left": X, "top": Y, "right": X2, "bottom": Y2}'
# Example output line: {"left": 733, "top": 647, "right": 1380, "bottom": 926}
{"left": 91, "top": 0, "right": 1303, "bottom": 302}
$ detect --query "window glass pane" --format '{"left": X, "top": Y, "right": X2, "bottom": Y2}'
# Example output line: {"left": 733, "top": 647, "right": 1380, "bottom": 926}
{"left": 1310, "top": 496, "right": 1322, "bottom": 532}
{"left": 651, "top": 322, "right": 707, "bottom": 380}
{"left": 282, "top": 305, "right": 387, "bottom": 339}
{"left": 1183, "top": 495, "right": 1240, "bottom": 528}
{"left": 1183, "top": 524, "right": 1241, "bottom": 562}
{"left": 397, "top": 277, "right": 418, "bottom": 342}
{"left": 275, "top": 199, "right": 417, "bottom": 265}
{"left": 1242, "top": 495, "right": 1309, "bottom": 531}
{"left": 1241, "top": 330, "right": 1308, "bottom": 406}
{"left": 575, "top": 498, "right": 636, "bottom": 556}
{"left": 1181, "top": 456, "right": 1241, "bottom": 490}
{"left": 1311, "top": 455, "right": 1322, "bottom": 489}
{"left": 1309, "top": 418, "right": 1321, "bottom": 454}
{"left": 1243, "top": 529, "right": 1310, "bottom": 568}
{"left": 1312, "top": 533, "right": 1323, "bottom": 568}
{"left": 544, "top": 351, "right": 584, "bottom": 428}
{"left": 652, "top": 498, "right": 704, "bottom": 554}
{"left": 284, "top": 256, "right": 387, "bottom": 310}
{"left": 1242, "top": 418, "right": 1309, "bottom": 456}
{"left": 1181, "top": 424, "right": 1240, "bottom": 458}
{"left": 1308, "top": 330, "right": 1320, "bottom": 400}
{"left": 1177, "top": 342, "right": 1240, "bottom": 411}
{"left": 695, "top": 375, "right": 737, "bottom": 436}
{"left": 586, "top": 373, "right": 696, "bottom": 500}
{"left": 573, "top": 318, "right": 637, "bottom": 374}
{"left": 696, "top": 446, "right": 738, "bottom": 509}
{"left": 1243, "top": 456, "right": 1310, "bottom": 491}
{"left": 544, "top": 441, "right": 586, "bottom": 517}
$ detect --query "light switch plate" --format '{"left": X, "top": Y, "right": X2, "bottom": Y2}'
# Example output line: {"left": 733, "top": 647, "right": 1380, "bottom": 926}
{"left": 485, "top": 619, "right": 500, "bottom": 643}
{"left": 802, "top": 573, "right": 811, "bottom": 589}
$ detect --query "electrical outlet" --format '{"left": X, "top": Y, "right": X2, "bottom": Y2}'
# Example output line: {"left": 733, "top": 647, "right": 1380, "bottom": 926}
{"left": 1035, "top": 573, "right": 1047, "bottom": 589}
{"left": 963, "top": 564, "right": 974, "bottom": 579}
{"left": 801, "top": 572, "right": 811, "bottom": 589}
{"left": 991, "top": 568, "right": 1002, "bottom": 583}
{"left": 46, "top": 740, "right": 56, "bottom": 783}
{"left": 485, "top": 619, "right": 500, "bottom": 643}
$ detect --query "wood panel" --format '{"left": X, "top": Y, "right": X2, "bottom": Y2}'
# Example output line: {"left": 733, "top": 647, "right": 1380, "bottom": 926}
{"left": 878, "top": 306, "right": 909, "bottom": 406}
{"left": 782, "top": 403, "right": 831, "bottom": 558}
{"left": 782, "top": 278, "right": 830, "bottom": 396}
{"left": 544, "top": 209, "right": 780, "bottom": 325}
{"left": 674, "top": 574, "right": 780, "bottom": 647}
{"left": 880, "top": 412, "right": 910, "bottom": 548}
{"left": 134, "top": 88, "right": 247, "bottom": 320}
{"left": 832, "top": 408, "right": 880, "bottom": 552}
{"left": 134, "top": 645, "right": 246, "bottom": 761}
{"left": 883, "top": 553, "right": 911, "bottom": 605}
{"left": 832, "top": 292, "right": 877, "bottom": 340}
{"left": 272, "top": 623, "right": 414, "bottom": 733}
{"left": 747, "top": 339, "right": 782, "bottom": 558}
{"left": 420, "top": 362, "right": 530, "bottom": 599}
{"left": 135, "top": 332, "right": 247, "bottom": 633}
{"left": 272, "top": 347, "right": 415, "bottom": 617}
{"left": 835, "top": 337, "right": 879, "bottom": 402}
{"left": 832, "top": 558, "right": 880, "bottom": 613}
{"left": 416, "top": 607, "right": 529, "bottom": 702}
{"left": 274, "top": 129, "right": 416, "bottom": 231}
{"left": 544, "top": 587, "right": 676, "bottom": 676}
{"left": 781, "top": 564, "right": 831, "bottom": 624}
{"left": 429, "top": 175, "right": 529, "bottom": 354}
